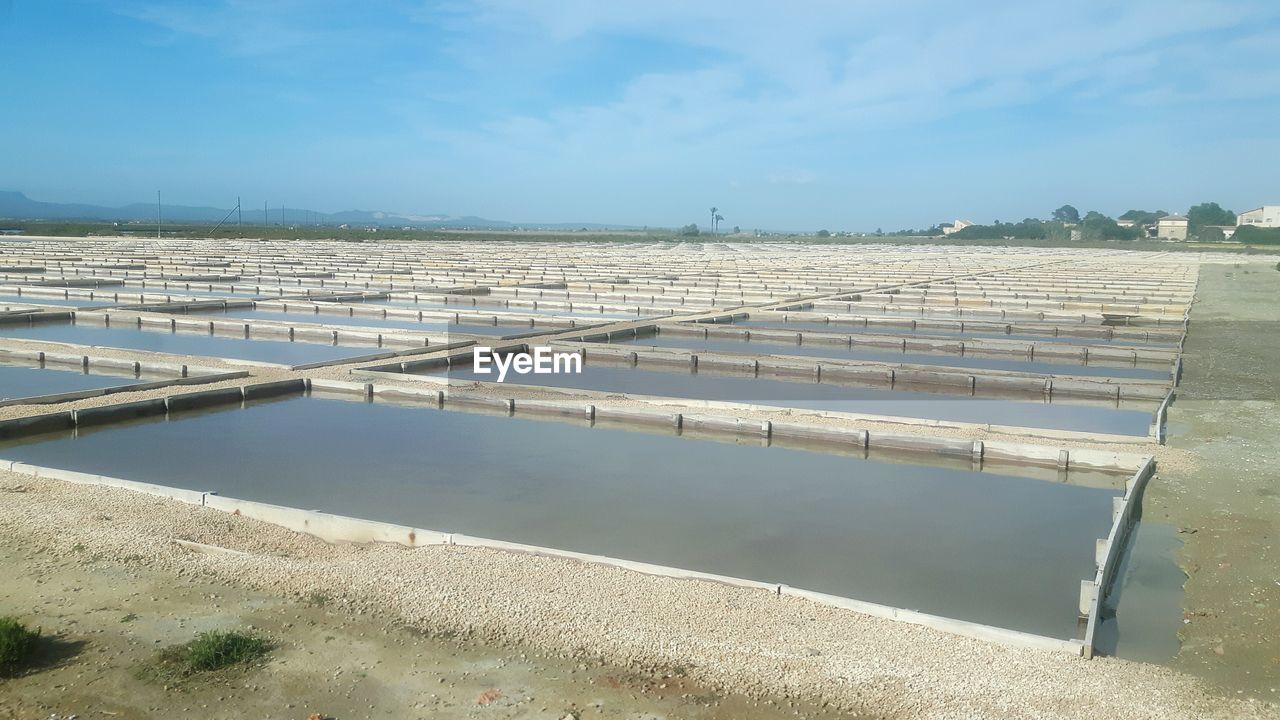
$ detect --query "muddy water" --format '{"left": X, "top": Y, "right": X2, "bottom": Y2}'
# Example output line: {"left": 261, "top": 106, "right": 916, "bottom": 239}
{"left": 0, "top": 320, "right": 373, "bottom": 364}
{"left": 0, "top": 393, "right": 1121, "bottom": 639}
{"left": 429, "top": 363, "right": 1157, "bottom": 436}
{"left": 0, "top": 361, "right": 149, "bottom": 400}
{"left": 603, "top": 334, "right": 1171, "bottom": 380}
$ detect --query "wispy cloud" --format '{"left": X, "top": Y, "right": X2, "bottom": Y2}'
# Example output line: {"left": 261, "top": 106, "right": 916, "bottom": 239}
{"left": 15, "top": 1, "right": 1280, "bottom": 227}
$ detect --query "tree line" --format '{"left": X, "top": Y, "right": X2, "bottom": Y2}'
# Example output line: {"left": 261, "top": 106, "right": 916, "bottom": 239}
{"left": 936, "top": 201, "right": 1264, "bottom": 242}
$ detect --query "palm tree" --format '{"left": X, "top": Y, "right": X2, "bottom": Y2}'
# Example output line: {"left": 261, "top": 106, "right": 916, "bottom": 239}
{"left": 710, "top": 207, "right": 718, "bottom": 235}
{"left": 715, "top": 213, "right": 724, "bottom": 234}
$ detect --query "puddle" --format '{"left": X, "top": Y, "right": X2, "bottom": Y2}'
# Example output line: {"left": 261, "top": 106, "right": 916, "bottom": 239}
{"left": 0, "top": 320, "right": 378, "bottom": 365}
{"left": 1092, "top": 519, "right": 1185, "bottom": 662}
{"left": 604, "top": 334, "right": 1170, "bottom": 380}
{"left": 428, "top": 363, "right": 1157, "bottom": 436}
{"left": 0, "top": 392, "right": 1122, "bottom": 639}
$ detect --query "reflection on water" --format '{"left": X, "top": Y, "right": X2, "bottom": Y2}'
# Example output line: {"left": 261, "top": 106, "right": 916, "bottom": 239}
{"left": 1093, "top": 519, "right": 1185, "bottom": 662}
{"left": 0, "top": 362, "right": 146, "bottom": 400}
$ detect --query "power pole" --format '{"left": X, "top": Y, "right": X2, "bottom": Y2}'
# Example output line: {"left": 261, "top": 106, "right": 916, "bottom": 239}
{"left": 156, "top": 190, "right": 161, "bottom": 239}
{"left": 237, "top": 196, "right": 242, "bottom": 233}
{"left": 264, "top": 200, "right": 268, "bottom": 226}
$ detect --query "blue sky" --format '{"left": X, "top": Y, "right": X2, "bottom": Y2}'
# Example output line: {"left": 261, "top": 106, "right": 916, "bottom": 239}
{"left": 2, "top": 1, "right": 1279, "bottom": 230}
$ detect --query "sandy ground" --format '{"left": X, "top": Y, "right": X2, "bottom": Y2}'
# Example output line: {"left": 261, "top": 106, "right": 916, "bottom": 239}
{"left": 2, "top": 471, "right": 1278, "bottom": 720}
{"left": 1145, "top": 261, "right": 1280, "bottom": 697}
{"left": 1, "top": 534, "right": 847, "bottom": 720}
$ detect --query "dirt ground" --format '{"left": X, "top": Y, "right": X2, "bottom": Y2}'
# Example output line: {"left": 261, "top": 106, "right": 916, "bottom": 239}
{"left": 0, "top": 533, "right": 853, "bottom": 720}
{"left": 1145, "top": 261, "right": 1280, "bottom": 698}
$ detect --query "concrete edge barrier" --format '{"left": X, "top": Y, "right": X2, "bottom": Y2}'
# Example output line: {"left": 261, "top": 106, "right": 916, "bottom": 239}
{"left": 0, "top": 310, "right": 75, "bottom": 326}
{"left": 100, "top": 309, "right": 449, "bottom": 349}
{"left": 2, "top": 460, "right": 206, "bottom": 504}
{"left": 780, "top": 586, "right": 1085, "bottom": 656}
{"left": 242, "top": 378, "right": 310, "bottom": 399}
{"left": 202, "top": 495, "right": 451, "bottom": 546}
{"left": 715, "top": 310, "right": 1186, "bottom": 343}
{"left": 164, "top": 386, "right": 249, "bottom": 412}
{"left": 551, "top": 341, "right": 1173, "bottom": 401}
{"left": 1080, "top": 456, "right": 1157, "bottom": 658}
{"left": 690, "top": 320, "right": 1180, "bottom": 363}
{"left": 73, "top": 398, "right": 168, "bottom": 427}
{"left": 335, "top": 375, "right": 1146, "bottom": 474}
{"left": 0, "top": 411, "right": 76, "bottom": 438}
{"left": 353, "top": 367, "right": 1146, "bottom": 446}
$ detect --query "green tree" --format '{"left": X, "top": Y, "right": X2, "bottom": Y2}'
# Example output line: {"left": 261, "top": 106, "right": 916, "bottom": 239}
{"left": 1080, "top": 211, "right": 1139, "bottom": 241}
{"left": 680, "top": 223, "right": 700, "bottom": 236}
{"left": 1052, "top": 205, "right": 1080, "bottom": 224}
{"left": 1187, "top": 202, "right": 1235, "bottom": 229}
{"left": 1196, "top": 226, "right": 1226, "bottom": 242}
{"left": 815, "top": 229, "right": 831, "bottom": 238}
{"left": 1233, "top": 225, "right": 1280, "bottom": 244}
{"left": 1118, "top": 209, "right": 1166, "bottom": 226}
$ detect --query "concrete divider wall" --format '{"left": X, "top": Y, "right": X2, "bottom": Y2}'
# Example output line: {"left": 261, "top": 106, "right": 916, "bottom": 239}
{"left": 350, "top": 366, "right": 1149, "bottom": 445}
{"left": 1080, "top": 457, "right": 1157, "bottom": 658}
{"left": 551, "top": 341, "right": 1171, "bottom": 402}
{"left": 309, "top": 378, "right": 1149, "bottom": 474}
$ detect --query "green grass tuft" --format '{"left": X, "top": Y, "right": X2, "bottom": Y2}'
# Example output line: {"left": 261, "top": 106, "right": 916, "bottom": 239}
{"left": 0, "top": 617, "right": 40, "bottom": 676}
{"left": 141, "top": 630, "right": 271, "bottom": 683}
{"left": 183, "top": 630, "right": 271, "bottom": 672}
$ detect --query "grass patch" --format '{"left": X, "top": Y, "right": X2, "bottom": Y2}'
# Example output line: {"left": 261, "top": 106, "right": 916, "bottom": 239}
{"left": 139, "top": 630, "right": 271, "bottom": 684}
{"left": 0, "top": 617, "right": 40, "bottom": 676}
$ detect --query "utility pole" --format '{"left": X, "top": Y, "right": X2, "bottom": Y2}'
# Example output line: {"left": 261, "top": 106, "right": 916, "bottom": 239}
{"left": 156, "top": 191, "right": 161, "bottom": 239}
{"left": 264, "top": 200, "right": 268, "bottom": 226}
{"left": 237, "top": 196, "right": 242, "bottom": 232}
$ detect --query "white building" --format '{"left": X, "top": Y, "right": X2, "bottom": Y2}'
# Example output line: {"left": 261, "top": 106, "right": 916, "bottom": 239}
{"left": 1155, "top": 215, "right": 1189, "bottom": 241}
{"left": 942, "top": 219, "right": 974, "bottom": 235}
{"left": 1236, "top": 205, "right": 1280, "bottom": 228}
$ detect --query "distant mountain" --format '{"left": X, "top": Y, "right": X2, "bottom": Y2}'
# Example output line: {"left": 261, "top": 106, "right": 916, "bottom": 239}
{"left": 0, "top": 191, "right": 523, "bottom": 229}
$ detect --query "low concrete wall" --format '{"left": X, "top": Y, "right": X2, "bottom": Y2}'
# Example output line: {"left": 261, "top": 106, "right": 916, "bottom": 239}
{"left": 0, "top": 378, "right": 307, "bottom": 437}
{"left": 652, "top": 321, "right": 1180, "bottom": 365}
{"left": 549, "top": 341, "right": 1171, "bottom": 403}
{"left": 0, "top": 348, "right": 249, "bottom": 408}
{"left": 352, "top": 363, "right": 1152, "bottom": 446}
{"left": 1079, "top": 457, "right": 1157, "bottom": 658}
{"left": 313, "top": 378, "right": 1149, "bottom": 476}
